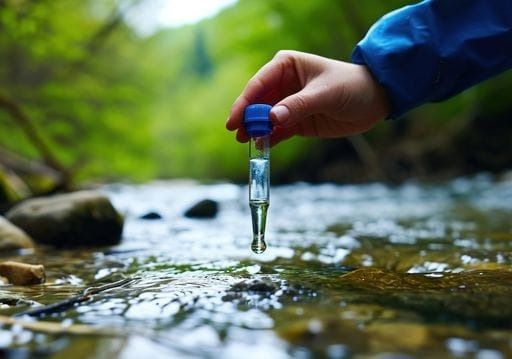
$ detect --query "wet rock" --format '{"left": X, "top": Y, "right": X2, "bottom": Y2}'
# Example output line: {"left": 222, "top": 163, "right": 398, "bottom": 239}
{"left": 232, "top": 278, "right": 279, "bottom": 293}
{"left": 276, "top": 313, "right": 366, "bottom": 351}
{"left": 0, "top": 261, "right": 45, "bottom": 285}
{"left": 223, "top": 278, "right": 280, "bottom": 302}
{"left": 139, "top": 211, "right": 162, "bottom": 220}
{"left": 279, "top": 319, "right": 326, "bottom": 342}
{"left": 366, "top": 322, "right": 430, "bottom": 352}
{"left": 0, "top": 292, "right": 39, "bottom": 307}
{"left": 222, "top": 277, "right": 311, "bottom": 306}
{"left": 337, "top": 268, "right": 512, "bottom": 326}
{"left": 0, "top": 216, "right": 35, "bottom": 251}
{"left": 0, "top": 149, "right": 65, "bottom": 199}
{"left": 184, "top": 199, "right": 218, "bottom": 218}
{"left": 6, "top": 191, "right": 123, "bottom": 247}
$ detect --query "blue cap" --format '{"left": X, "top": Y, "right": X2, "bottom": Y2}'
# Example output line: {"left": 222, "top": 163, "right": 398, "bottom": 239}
{"left": 244, "top": 104, "right": 273, "bottom": 138}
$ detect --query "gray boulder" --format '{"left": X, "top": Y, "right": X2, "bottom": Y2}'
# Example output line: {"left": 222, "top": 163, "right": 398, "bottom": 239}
{"left": 6, "top": 191, "right": 123, "bottom": 248}
{"left": 0, "top": 216, "right": 35, "bottom": 250}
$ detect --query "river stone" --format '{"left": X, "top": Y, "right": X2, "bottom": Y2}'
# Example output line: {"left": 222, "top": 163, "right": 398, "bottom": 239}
{"left": 5, "top": 191, "right": 123, "bottom": 247}
{"left": 0, "top": 261, "right": 45, "bottom": 285}
{"left": 139, "top": 211, "right": 162, "bottom": 220}
{"left": 0, "top": 216, "right": 35, "bottom": 250}
{"left": 184, "top": 199, "right": 218, "bottom": 218}
{"left": 223, "top": 278, "right": 280, "bottom": 302}
{"left": 232, "top": 278, "right": 279, "bottom": 293}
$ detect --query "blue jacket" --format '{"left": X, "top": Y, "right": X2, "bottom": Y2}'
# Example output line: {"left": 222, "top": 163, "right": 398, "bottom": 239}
{"left": 352, "top": 0, "right": 512, "bottom": 118}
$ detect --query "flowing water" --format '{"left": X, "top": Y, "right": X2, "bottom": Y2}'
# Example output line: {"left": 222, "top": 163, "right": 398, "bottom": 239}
{"left": 1, "top": 174, "right": 512, "bottom": 358}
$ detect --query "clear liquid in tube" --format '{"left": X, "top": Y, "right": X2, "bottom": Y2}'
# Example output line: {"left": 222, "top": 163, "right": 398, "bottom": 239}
{"left": 249, "top": 158, "right": 269, "bottom": 254}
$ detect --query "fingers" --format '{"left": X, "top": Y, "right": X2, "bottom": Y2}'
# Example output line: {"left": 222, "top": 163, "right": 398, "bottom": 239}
{"left": 235, "top": 127, "right": 249, "bottom": 143}
{"left": 226, "top": 97, "right": 247, "bottom": 132}
{"left": 226, "top": 60, "right": 282, "bottom": 131}
{"left": 271, "top": 85, "right": 327, "bottom": 129}
{"left": 226, "top": 50, "right": 329, "bottom": 146}
{"left": 226, "top": 51, "right": 298, "bottom": 136}
{"left": 269, "top": 125, "right": 298, "bottom": 147}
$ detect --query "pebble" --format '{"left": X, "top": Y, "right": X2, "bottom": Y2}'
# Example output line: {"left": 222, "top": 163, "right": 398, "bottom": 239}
{"left": 0, "top": 261, "right": 45, "bottom": 285}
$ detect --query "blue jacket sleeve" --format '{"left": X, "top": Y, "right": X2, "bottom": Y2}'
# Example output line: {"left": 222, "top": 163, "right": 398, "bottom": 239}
{"left": 351, "top": 0, "right": 512, "bottom": 118}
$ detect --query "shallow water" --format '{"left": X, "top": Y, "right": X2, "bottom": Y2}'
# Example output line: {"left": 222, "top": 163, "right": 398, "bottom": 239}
{"left": 1, "top": 174, "right": 512, "bottom": 358}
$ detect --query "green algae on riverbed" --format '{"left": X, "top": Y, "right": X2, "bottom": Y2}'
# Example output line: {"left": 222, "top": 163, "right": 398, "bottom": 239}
{"left": 0, "top": 177, "right": 511, "bottom": 358}
{"left": 338, "top": 268, "right": 512, "bottom": 326}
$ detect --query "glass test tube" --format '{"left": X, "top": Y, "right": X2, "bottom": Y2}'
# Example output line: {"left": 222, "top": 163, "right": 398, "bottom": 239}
{"left": 243, "top": 103, "right": 272, "bottom": 254}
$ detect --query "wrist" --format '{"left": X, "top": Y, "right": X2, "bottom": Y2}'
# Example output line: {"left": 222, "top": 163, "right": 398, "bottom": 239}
{"left": 363, "top": 65, "right": 391, "bottom": 120}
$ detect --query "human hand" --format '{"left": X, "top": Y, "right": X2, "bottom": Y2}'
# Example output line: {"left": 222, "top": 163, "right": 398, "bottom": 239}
{"left": 226, "top": 50, "right": 390, "bottom": 146}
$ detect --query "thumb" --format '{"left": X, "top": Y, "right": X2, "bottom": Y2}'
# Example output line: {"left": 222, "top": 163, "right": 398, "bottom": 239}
{"left": 270, "top": 89, "right": 322, "bottom": 127}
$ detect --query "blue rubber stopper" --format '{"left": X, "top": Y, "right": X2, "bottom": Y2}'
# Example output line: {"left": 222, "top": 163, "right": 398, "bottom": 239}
{"left": 244, "top": 104, "right": 273, "bottom": 138}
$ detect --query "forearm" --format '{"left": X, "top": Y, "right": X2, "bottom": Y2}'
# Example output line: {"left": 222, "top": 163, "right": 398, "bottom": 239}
{"left": 352, "top": 0, "right": 512, "bottom": 118}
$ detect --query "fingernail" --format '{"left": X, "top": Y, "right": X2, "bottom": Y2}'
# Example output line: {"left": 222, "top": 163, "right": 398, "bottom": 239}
{"left": 271, "top": 105, "right": 290, "bottom": 125}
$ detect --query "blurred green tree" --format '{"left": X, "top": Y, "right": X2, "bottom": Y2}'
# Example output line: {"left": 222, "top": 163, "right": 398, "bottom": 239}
{"left": 0, "top": 0, "right": 511, "bottom": 186}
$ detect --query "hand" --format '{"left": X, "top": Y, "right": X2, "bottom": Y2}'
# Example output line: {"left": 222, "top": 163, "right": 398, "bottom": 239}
{"left": 226, "top": 50, "right": 390, "bottom": 146}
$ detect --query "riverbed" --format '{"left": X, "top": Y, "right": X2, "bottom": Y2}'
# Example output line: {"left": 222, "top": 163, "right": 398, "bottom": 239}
{"left": 1, "top": 174, "right": 512, "bottom": 358}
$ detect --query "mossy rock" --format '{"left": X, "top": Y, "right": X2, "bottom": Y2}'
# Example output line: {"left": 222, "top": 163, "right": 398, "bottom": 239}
{"left": 0, "top": 166, "right": 30, "bottom": 207}
{"left": 337, "top": 268, "right": 512, "bottom": 326}
{"left": 0, "top": 216, "right": 35, "bottom": 251}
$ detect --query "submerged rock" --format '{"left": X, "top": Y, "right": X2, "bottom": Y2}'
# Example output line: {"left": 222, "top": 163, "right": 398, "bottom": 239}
{"left": 366, "top": 322, "right": 430, "bottom": 352}
{"left": 6, "top": 191, "right": 123, "bottom": 247}
{"left": 184, "top": 199, "right": 218, "bottom": 218}
{"left": 232, "top": 278, "right": 279, "bottom": 293}
{"left": 223, "top": 278, "right": 280, "bottom": 302}
{"left": 139, "top": 211, "right": 162, "bottom": 220}
{"left": 0, "top": 216, "right": 35, "bottom": 251}
{"left": 0, "top": 292, "right": 39, "bottom": 307}
{"left": 223, "top": 277, "right": 309, "bottom": 305}
{"left": 337, "top": 268, "right": 512, "bottom": 326}
{"left": 0, "top": 261, "right": 45, "bottom": 285}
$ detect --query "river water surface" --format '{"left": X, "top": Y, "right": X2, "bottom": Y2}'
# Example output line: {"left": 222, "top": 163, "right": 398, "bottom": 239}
{"left": 2, "top": 175, "right": 512, "bottom": 358}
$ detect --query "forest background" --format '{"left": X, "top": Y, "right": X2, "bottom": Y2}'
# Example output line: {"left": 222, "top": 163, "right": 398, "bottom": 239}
{"left": 1, "top": 0, "right": 511, "bottom": 195}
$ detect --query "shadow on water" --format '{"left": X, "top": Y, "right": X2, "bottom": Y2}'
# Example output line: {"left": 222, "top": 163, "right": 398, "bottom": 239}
{"left": 0, "top": 175, "right": 512, "bottom": 358}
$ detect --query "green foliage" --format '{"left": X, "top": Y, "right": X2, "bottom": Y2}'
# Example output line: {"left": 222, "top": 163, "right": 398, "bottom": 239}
{"left": 0, "top": 0, "right": 511, "bottom": 183}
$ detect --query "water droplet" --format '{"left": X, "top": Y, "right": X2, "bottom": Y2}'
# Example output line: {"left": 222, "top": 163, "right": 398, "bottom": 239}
{"left": 250, "top": 200, "right": 269, "bottom": 254}
{"left": 251, "top": 234, "right": 267, "bottom": 254}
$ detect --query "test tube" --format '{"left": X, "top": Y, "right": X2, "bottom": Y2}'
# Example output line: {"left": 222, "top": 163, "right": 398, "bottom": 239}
{"left": 243, "top": 104, "right": 272, "bottom": 254}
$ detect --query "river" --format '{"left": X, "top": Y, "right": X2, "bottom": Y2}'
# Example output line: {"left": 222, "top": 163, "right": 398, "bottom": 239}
{"left": 2, "top": 174, "right": 512, "bottom": 358}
